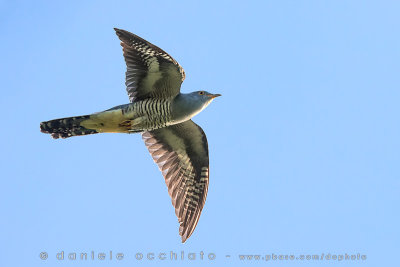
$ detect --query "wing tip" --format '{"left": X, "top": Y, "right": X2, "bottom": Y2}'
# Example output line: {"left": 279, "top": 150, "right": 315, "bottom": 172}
{"left": 114, "top": 28, "right": 137, "bottom": 46}
{"left": 180, "top": 231, "right": 190, "bottom": 243}
{"left": 114, "top": 28, "right": 129, "bottom": 39}
{"left": 114, "top": 27, "right": 122, "bottom": 36}
{"left": 179, "top": 223, "right": 195, "bottom": 243}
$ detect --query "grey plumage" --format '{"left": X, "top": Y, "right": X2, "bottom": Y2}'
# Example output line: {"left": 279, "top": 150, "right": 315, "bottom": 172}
{"left": 40, "top": 28, "right": 220, "bottom": 243}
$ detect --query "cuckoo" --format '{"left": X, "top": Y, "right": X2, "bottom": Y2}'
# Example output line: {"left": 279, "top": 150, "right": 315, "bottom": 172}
{"left": 40, "top": 28, "right": 221, "bottom": 242}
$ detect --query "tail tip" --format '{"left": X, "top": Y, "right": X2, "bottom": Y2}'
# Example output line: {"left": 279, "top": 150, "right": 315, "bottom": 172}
{"left": 40, "top": 121, "right": 49, "bottom": 133}
{"left": 50, "top": 133, "right": 62, "bottom": 139}
{"left": 40, "top": 121, "right": 63, "bottom": 139}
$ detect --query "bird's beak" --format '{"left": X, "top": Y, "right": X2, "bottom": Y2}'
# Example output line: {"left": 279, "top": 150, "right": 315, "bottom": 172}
{"left": 208, "top": 93, "right": 221, "bottom": 99}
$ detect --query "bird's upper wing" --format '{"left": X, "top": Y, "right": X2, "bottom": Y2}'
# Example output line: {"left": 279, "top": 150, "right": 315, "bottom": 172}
{"left": 114, "top": 28, "right": 186, "bottom": 102}
{"left": 142, "top": 120, "right": 209, "bottom": 243}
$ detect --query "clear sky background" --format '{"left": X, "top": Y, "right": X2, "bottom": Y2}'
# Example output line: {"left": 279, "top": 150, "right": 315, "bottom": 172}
{"left": 0, "top": 1, "right": 399, "bottom": 266}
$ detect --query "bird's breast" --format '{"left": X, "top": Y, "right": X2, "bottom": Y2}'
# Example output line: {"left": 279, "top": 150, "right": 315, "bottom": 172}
{"left": 126, "top": 99, "right": 174, "bottom": 131}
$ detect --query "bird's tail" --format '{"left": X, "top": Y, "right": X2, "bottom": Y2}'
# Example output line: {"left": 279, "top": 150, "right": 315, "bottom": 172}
{"left": 40, "top": 108, "right": 139, "bottom": 139}
{"left": 40, "top": 115, "right": 99, "bottom": 139}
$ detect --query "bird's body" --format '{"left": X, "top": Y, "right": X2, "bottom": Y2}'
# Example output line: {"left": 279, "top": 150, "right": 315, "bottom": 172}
{"left": 41, "top": 92, "right": 217, "bottom": 138}
{"left": 40, "top": 28, "right": 220, "bottom": 242}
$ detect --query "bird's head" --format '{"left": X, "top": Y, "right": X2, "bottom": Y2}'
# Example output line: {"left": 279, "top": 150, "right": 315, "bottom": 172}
{"left": 173, "top": 91, "right": 221, "bottom": 121}
{"left": 187, "top": 91, "right": 221, "bottom": 113}
{"left": 190, "top": 90, "right": 222, "bottom": 104}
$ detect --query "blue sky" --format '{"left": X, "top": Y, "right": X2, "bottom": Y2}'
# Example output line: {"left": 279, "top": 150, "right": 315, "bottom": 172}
{"left": 1, "top": 0, "right": 399, "bottom": 266}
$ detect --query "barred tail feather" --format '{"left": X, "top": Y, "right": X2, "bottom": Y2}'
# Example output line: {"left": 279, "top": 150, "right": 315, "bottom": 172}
{"left": 40, "top": 115, "right": 99, "bottom": 139}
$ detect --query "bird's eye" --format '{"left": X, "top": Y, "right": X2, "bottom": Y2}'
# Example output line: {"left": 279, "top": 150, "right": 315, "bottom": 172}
{"left": 199, "top": 91, "right": 205, "bottom": 95}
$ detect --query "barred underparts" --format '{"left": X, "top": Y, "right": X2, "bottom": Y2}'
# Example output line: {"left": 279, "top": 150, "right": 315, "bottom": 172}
{"left": 40, "top": 99, "right": 172, "bottom": 139}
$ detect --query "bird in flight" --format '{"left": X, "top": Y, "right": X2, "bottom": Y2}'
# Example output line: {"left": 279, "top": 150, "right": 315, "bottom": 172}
{"left": 40, "top": 28, "right": 221, "bottom": 242}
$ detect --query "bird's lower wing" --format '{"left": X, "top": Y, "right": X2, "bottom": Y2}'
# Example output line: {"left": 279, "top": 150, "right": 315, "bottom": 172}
{"left": 142, "top": 120, "right": 209, "bottom": 242}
